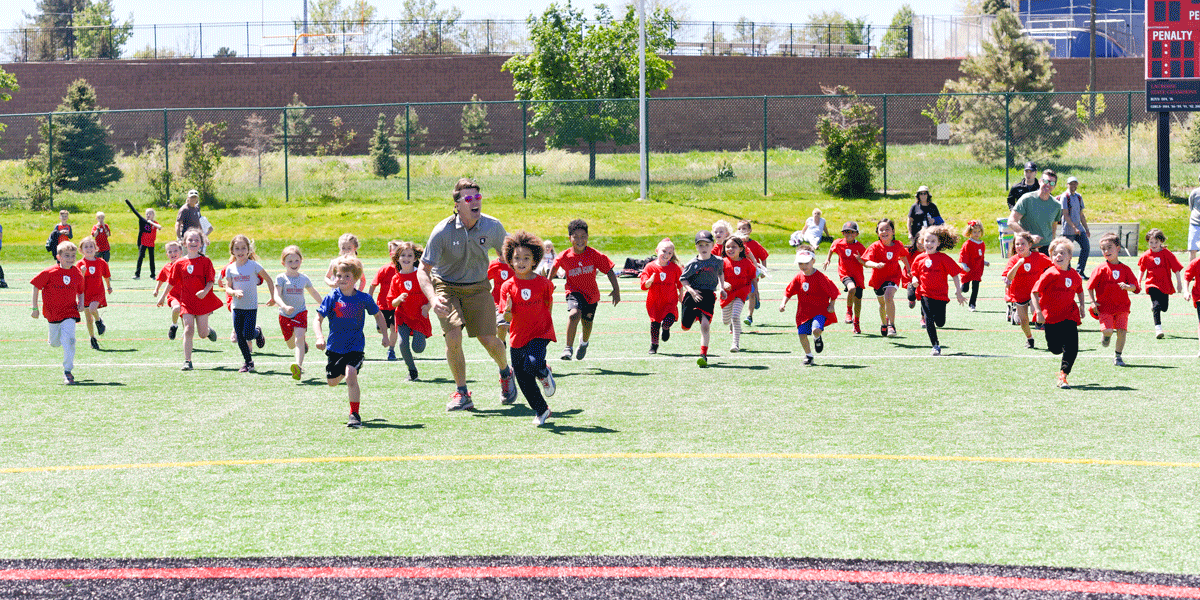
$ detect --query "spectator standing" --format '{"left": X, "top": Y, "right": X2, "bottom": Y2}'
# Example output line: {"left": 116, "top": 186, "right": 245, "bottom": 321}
{"left": 1188, "top": 173, "right": 1200, "bottom": 262}
{"left": 1058, "top": 176, "right": 1091, "bottom": 279}
{"left": 1007, "top": 161, "right": 1040, "bottom": 210}
{"left": 906, "top": 185, "right": 942, "bottom": 245}
{"left": 1008, "top": 169, "right": 1062, "bottom": 254}
{"left": 176, "top": 189, "right": 202, "bottom": 240}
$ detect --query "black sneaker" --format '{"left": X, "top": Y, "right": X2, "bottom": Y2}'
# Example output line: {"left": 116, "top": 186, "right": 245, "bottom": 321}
{"left": 63, "top": 371, "right": 75, "bottom": 385}
{"left": 132, "top": 275, "right": 141, "bottom": 280}
{"left": 181, "top": 361, "right": 193, "bottom": 371}
{"left": 255, "top": 326, "right": 265, "bottom": 349}
{"left": 814, "top": 336, "right": 824, "bottom": 353}
{"left": 90, "top": 337, "right": 99, "bottom": 350}
{"left": 649, "top": 344, "right": 658, "bottom": 354}
{"left": 1026, "top": 337, "right": 1035, "bottom": 349}
{"left": 803, "top": 355, "right": 814, "bottom": 366}
{"left": 661, "top": 326, "right": 671, "bottom": 342}
{"left": 407, "top": 370, "right": 419, "bottom": 382}
{"left": 347, "top": 413, "right": 362, "bottom": 429}
{"left": 576, "top": 342, "right": 589, "bottom": 360}
{"left": 168, "top": 324, "right": 178, "bottom": 340}
{"left": 0, "top": 280, "right": 7, "bottom": 288}
{"left": 96, "top": 320, "right": 106, "bottom": 336}
{"left": 207, "top": 328, "right": 218, "bottom": 342}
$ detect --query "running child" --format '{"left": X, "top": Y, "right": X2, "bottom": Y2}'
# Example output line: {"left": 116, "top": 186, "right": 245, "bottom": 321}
{"left": 387, "top": 241, "right": 433, "bottom": 382}
{"left": 47, "top": 210, "right": 72, "bottom": 259}
{"left": 324, "top": 233, "right": 366, "bottom": 291}
{"left": 315, "top": 256, "right": 388, "bottom": 429}
{"left": 369, "top": 240, "right": 402, "bottom": 360}
{"left": 957, "top": 220, "right": 989, "bottom": 311}
{"left": 824, "top": 221, "right": 867, "bottom": 333}
{"left": 1138, "top": 228, "right": 1184, "bottom": 339}
{"left": 1184, "top": 252, "right": 1200, "bottom": 356}
{"left": 275, "top": 245, "right": 324, "bottom": 381}
{"left": 640, "top": 237, "right": 682, "bottom": 354}
{"left": 711, "top": 220, "right": 733, "bottom": 258}
{"left": 780, "top": 245, "right": 840, "bottom": 366}
{"left": 1033, "top": 237, "right": 1087, "bottom": 389}
{"left": 736, "top": 220, "right": 770, "bottom": 326}
{"left": 31, "top": 241, "right": 85, "bottom": 384}
{"left": 862, "top": 218, "right": 910, "bottom": 337}
{"left": 75, "top": 236, "right": 112, "bottom": 351}
{"left": 125, "top": 200, "right": 163, "bottom": 280}
{"left": 154, "top": 241, "right": 184, "bottom": 339}
{"left": 91, "top": 212, "right": 112, "bottom": 263}
{"left": 499, "top": 230, "right": 557, "bottom": 426}
{"left": 910, "top": 225, "right": 967, "bottom": 356}
{"left": 226, "top": 235, "right": 277, "bottom": 373}
{"left": 681, "top": 230, "right": 726, "bottom": 367}
{"left": 535, "top": 239, "right": 556, "bottom": 277}
{"left": 721, "top": 236, "right": 756, "bottom": 352}
{"left": 1088, "top": 232, "right": 1140, "bottom": 367}
{"left": 1002, "top": 232, "right": 1053, "bottom": 349}
{"left": 551, "top": 219, "right": 620, "bottom": 361}
{"left": 488, "top": 243, "right": 514, "bottom": 344}
{"left": 157, "top": 228, "right": 224, "bottom": 370}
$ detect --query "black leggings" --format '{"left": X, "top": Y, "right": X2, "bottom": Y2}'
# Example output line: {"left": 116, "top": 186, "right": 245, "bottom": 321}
{"left": 510, "top": 338, "right": 551, "bottom": 415}
{"left": 135, "top": 245, "right": 155, "bottom": 278}
{"left": 922, "top": 297, "right": 948, "bottom": 346}
{"left": 233, "top": 308, "right": 257, "bottom": 363}
{"left": 960, "top": 280, "right": 980, "bottom": 306}
{"left": 1148, "top": 288, "right": 1169, "bottom": 326}
{"left": 1044, "top": 320, "right": 1079, "bottom": 375}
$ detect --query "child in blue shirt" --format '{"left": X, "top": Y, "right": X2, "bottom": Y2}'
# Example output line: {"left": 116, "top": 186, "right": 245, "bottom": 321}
{"left": 315, "top": 256, "right": 388, "bottom": 429}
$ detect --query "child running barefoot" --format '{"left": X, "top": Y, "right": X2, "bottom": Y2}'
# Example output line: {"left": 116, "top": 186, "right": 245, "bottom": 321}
{"left": 551, "top": 219, "right": 620, "bottom": 361}
{"left": 735, "top": 220, "right": 769, "bottom": 326}
{"left": 1138, "top": 228, "right": 1184, "bottom": 339}
{"left": 154, "top": 241, "right": 184, "bottom": 339}
{"left": 1034, "top": 237, "right": 1087, "bottom": 389}
{"left": 369, "top": 240, "right": 402, "bottom": 360}
{"left": 958, "top": 220, "right": 990, "bottom": 311}
{"left": 75, "top": 236, "right": 112, "bottom": 351}
{"left": 1184, "top": 253, "right": 1200, "bottom": 356}
{"left": 324, "top": 233, "right": 366, "bottom": 291}
{"left": 824, "top": 221, "right": 867, "bottom": 334}
{"left": 31, "top": 241, "right": 85, "bottom": 384}
{"left": 862, "top": 218, "right": 910, "bottom": 337}
{"left": 158, "top": 228, "right": 224, "bottom": 371}
{"left": 1002, "top": 232, "right": 1053, "bottom": 349}
{"left": 316, "top": 257, "right": 388, "bottom": 429}
{"left": 681, "top": 230, "right": 726, "bottom": 367}
{"left": 640, "top": 238, "right": 682, "bottom": 354}
{"left": 275, "top": 245, "right": 324, "bottom": 381}
{"left": 721, "top": 236, "right": 756, "bottom": 352}
{"left": 910, "top": 226, "right": 968, "bottom": 356}
{"left": 780, "top": 245, "right": 839, "bottom": 365}
{"left": 387, "top": 241, "right": 433, "bottom": 382}
{"left": 226, "top": 235, "right": 277, "bottom": 373}
{"left": 1088, "top": 233, "right": 1140, "bottom": 366}
{"left": 499, "top": 231, "right": 557, "bottom": 426}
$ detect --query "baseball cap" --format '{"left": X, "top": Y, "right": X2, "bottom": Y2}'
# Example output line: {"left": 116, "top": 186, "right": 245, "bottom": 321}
{"left": 1023, "top": 161, "right": 1037, "bottom": 171}
{"left": 1066, "top": 176, "right": 1078, "bottom": 184}
{"left": 695, "top": 230, "right": 715, "bottom": 244}
{"left": 186, "top": 189, "right": 200, "bottom": 198}
{"left": 841, "top": 221, "right": 859, "bottom": 233}
{"left": 794, "top": 250, "right": 815, "bottom": 264}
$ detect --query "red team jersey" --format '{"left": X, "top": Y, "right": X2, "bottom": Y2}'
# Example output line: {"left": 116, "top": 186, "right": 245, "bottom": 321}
{"left": 1088, "top": 260, "right": 1139, "bottom": 315}
{"left": 1034, "top": 266, "right": 1084, "bottom": 325}
{"left": 957, "top": 238, "right": 987, "bottom": 284}
{"left": 640, "top": 261, "right": 682, "bottom": 322}
{"left": 1186, "top": 258, "right": 1200, "bottom": 307}
{"left": 51, "top": 224, "right": 72, "bottom": 248}
{"left": 31, "top": 264, "right": 84, "bottom": 323}
{"left": 386, "top": 270, "right": 433, "bottom": 338}
{"left": 168, "top": 255, "right": 224, "bottom": 316}
{"left": 139, "top": 221, "right": 159, "bottom": 248}
{"left": 1003, "top": 251, "right": 1053, "bottom": 303}
{"left": 722, "top": 256, "right": 756, "bottom": 307}
{"left": 157, "top": 261, "right": 182, "bottom": 303}
{"left": 500, "top": 276, "right": 556, "bottom": 349}
{"left": 552, "top": 246, "right": 615, "bottom": 305}
{"left": 742, "top": 238, "right": 769, "bottom": 263}
{"left": 372, "top": 263, "right": 399, "bottom": 311}
{"left": 784, "top": 269, "right": 840, "bottom": 327}
{"left": 829, "top": 238, "right": 866, "bottom": 285}
{"left": 76, "top": 258, "right": 111, "bottom": 307}
{"left": 1138, "top": 248, "right": 1184, "bottom": 294}
{"left": 91, "top": 223, "right": 111, "bottom": 252}
{"left": 487, "top": 258, "right": 514, "bottom": 308}
{"left": 911, "top": 251, "right": 964, "bottom": 302}
{"left": 862, "top": 240, "right": 908, "bottom": 289}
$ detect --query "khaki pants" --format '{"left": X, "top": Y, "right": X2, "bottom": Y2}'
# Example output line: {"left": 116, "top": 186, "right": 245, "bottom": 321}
{"left": 433, "top": 278, "right": 495, "bottom": 338}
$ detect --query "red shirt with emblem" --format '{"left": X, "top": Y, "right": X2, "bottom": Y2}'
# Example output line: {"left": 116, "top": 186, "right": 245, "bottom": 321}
{"left": 551, "top": 246, "right": 615, "bottom": 305}
{"left": 1034, "top": 266, "right": 1084, "bottom": 325}
{"left": 31, "top": 264, "right": 84, "bottom": 323}
{"left": 862, "top": 239, "right": 908, "bottom": 289}
{"left": 500, "top": 275, "right": 556, "bottom": 349}
{"left": 722, "top": 255, "right": 756, "bottom": 307}
{"left": 168, "top": 255, "right": 224, "bottom": 316}
{"left": 784, "top": 269, "right": 840, "bottom": 327}
{"left": 1087, "top": 260, "right": 1139, "bottom": 315}
{"left": 639, "top": 260, "right": 681, "bottom": 322}
{"left": 487, "top": 258, "right": 514, "bottom": 308}
{"left": 829, "top": 238, "right": 866, "bottom": 285}
{"left": 743, "top": 238, "right": 769, "bottom": 263}
{"left": 911, "top": 251, "right": 964, "bottom": 302}
{"left": 386, "top": 270, "right": 433, "bottom": 338}
{"left": 91, "top": 223, "right": 111, "bottom": 252}
{"left": 372, "top": 263, "right": 399, "bottom": 310}
{"left": 957, "top": 238, "right": 987, "bottom": 284}
{"left": 157, "top": 260, "right": 182, "bottom": 303}
{"left": 76, "top": 258, "right": 111, "bottom": 307}
{"left": 1138, "top": 248, "right": 1184, "bottom": 294}
{"left": 1003, "top": 251, "right": 1053, "bottom": 303}
{"left": 1186, "top": 258, "right": 1200, "bottom": 306}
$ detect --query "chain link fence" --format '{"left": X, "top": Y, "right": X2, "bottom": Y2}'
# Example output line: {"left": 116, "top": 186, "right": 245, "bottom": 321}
{"left": 0, "top": 91, "right": 1187, "bottom": 210}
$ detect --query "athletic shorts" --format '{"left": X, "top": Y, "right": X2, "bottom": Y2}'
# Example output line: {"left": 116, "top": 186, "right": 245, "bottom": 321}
{"left": 565, "top": 291, "right": 598, "bottom": 323}
{"left": 325, "top": 350, "right": 364, "bottom": 380}
{"left": 432, "top": 278, "right": 495, "bottom": 339}
{"left": 279, "top": 310, "right": 308, "bottom": 341}
{"left": 873, "top": 281, "right": 898, "bottom": 296}
{"left": 381, "top": 309, "right": 396, "bottom": 329}
{"left": 797, "top": 314, "right": 827, "bottom": 336}
{"left": 1097, "top": 311, "right": 1129, "bottom": 331}
{"left": 1190, "top": 223, "right": 1200, "bottom": 253}
{"left": 681, "top": 289, "right": 716, "bottom": 328}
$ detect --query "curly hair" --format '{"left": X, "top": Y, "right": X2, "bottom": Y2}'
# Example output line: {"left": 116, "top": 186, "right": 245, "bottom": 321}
{"left": 917, "top": 224, "right": 960, "bottom": 252}
{"left": 503, "top": 230, "right": 544, "bottom": 266}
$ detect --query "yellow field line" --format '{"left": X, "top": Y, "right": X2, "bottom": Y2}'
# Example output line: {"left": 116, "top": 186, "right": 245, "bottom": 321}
{"left": 4, "top": 451, "right": 1200, "bottom": 474}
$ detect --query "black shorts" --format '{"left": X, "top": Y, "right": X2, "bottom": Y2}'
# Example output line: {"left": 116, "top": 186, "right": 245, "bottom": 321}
{"left": 380, "top": 309, "right": 396, "bottom": 328}
{"left": 873, "top": 281, "right": 898, "bottom": 296}
{"left": 565, "top": 291, "right": 599, "bottom": 323}
{"left": 681, "top": 289, "right": 717, "bottom": 328}
{"left": 325, "top": 350, "right": 364, "bottom": 380}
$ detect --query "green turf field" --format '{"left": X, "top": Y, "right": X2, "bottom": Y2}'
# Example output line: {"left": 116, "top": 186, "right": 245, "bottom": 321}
{"left": 2, "top": 255, "right": 1199, "bottom": 575}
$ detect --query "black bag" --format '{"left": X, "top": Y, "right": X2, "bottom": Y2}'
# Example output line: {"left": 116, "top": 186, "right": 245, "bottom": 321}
{"left": 45, "top": 229, "right": 57, "bottom": 253}
{"left": 619, "top": 256, "right": 655, "bottom": 278}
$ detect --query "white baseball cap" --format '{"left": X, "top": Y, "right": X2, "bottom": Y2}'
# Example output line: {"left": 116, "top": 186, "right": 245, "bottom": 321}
{"left": 1066, "top": 176, "right": 1078, "bottom": 184}
{"left": 794, "top": 250, "right": 815, "bottom": 264}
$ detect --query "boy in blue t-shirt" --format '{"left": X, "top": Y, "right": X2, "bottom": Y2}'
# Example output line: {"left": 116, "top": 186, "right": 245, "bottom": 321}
{"left": 315, "top": 257, "right": 388, "bottom": 429}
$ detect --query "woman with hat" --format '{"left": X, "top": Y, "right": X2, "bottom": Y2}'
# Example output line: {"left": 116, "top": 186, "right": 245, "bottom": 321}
{"left": 906, "top": 185, "right": 943, "bottom": 246}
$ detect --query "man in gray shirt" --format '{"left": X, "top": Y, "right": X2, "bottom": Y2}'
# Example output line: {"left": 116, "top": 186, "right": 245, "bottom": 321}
{"left": 418, "top": 178, "right": 517, "bottom": 411}
{"left": 176, "top": 189, "right": 202, "bottom": 240}
{"left": 1008, "top": 169, "right": 1062, "bottom": 255}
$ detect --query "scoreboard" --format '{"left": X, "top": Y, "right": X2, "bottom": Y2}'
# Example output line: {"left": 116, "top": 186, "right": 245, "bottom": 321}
{"left": 1147, "top": 0, "right": 1200, "bottom": 110}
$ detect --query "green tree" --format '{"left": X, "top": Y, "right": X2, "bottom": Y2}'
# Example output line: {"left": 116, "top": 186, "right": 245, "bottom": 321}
{"left": 460, "top": 94, "right": 491, "bottom": 152}
{"left": 502, "top": 2, "right": 676, "bottom": 180}
{"left": 316, "top": 116, "right": 356, "bottom": 156}
{"left": 294, "top": 0, "right": 382, "bottom": 55}
{"left": 27, "top": 0, "right": 88, "bottom": 60}
{"left": 33, "top": 78, "right": 122, "bottom": 192}
{"left": 181, "top": 117, "right": 226, "bottom": 204}
{"left": 276, "top": 93, "right": 321, "bottom": 156}
{"left": 369, "top": 113, "right": 400, "bottom": 178}
{"left": 816, "top": 85, "right": 884, "bottom": 196}
{"left": 214, "top": 46, "right": 237, "bottom": 57}
{"left": 981, "top": 0, "right": 1012, "bottom": 14}
{"left": 879, "top": 4, "right": 913, "bottom": 58}
{"left": 943, "top": 9, "right": 1073, "bottom": 166}
{"left": 391, "top": 108, "right": 429, "bottom": 153}
{"left": 73, "top": 0, "right": 132, "bottom": 59}
{"left": 391, "top": 0, "right": 462, "bottom": 54}
{"left": 0, "top": 67, "right": 18, "bottom": 147}
{"left": 803, "top": 10, "right": 869, "bottom": 47}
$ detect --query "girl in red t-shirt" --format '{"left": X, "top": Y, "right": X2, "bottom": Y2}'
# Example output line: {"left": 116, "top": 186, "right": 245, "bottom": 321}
{"left": 1087, "top": 233, "right": 1140, "bottom": 366}
{"left": 158, "top": 228, "right": 224, "bottom": 371}
{"left": 721, "top": 237, "right": 756, "bottom": 353}
{"left": 736, "top": 220, "right": 770, "bottom": 326}
{"left": 154, "top": 241, "right": 185, "bottom": 340}
{"left": 500, "top": 231, "right": 556, "bottom": 426}
{"left": 779, "top": 245, "right": 840, "bottom": 365}
{"left": 76, "top": 236, "right": 112, "bottom": 351}
{"left": 862, "top": 218, "right": 910, "bottom": 338}
{"left": 824, "top": 223, "right": 867, "bottom": 333}
{"left": 1002, "top": 232, "right": 1053, "bottom": 349}
{"left": 1034, "top": 237, "right": 1087, "bottom": 389}
{"left": 640, "top": 238, "right": 682, "bottom": 354}
{"left": 1184, "top": 254, "right": 1200, "bottom": 357}
{"left": 957, "top": 220, "right": 990, "bottom": 311}
{"left": 911, "top": 226, "right": 967, "bottom": 356}
{"left": 1137, "top": 228, "right": 1184, "bottom": 339}
{"left": 388, "top": 241, "right": 433, "bottom": 382}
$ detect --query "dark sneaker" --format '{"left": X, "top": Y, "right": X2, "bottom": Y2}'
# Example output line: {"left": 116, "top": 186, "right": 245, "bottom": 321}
{"left": 255, "top": 326, "right": 265, "bottom": 348}
{"left": 803, "top": 355, "right": 814, "bottom": 366}
{"left": 63, "top": 371, "right": 75, "bottom": 385}
{"left": 1114, "top": 356, "right": 1126, "bottom": 367}
{"left": 1026, "top": 337, "right": 1035, "bottom": 349}
{"left": 0, "top": 280, "right": 7, "bottom": 288}
{"left": 238, "top": 362, "right": 254, "bottom": 373}
{"left": 743, "top": 316, "right": 753, "bottom": 326}
{"left": 661, "top": 327, "right": 671, "bottom": 342}
{"left": 347, "top": 412, "right": 362, "bottom": 429}
{"left": 500, "top": 369, "right": 519, "bottom": 404}
{"left": 90, "top": 337, "right": 99, "bottom": 350}
{"left": 814, "top": 336, "right": 824, "bottom": 353}
{"left": 538, "top": 366, "right": 556, "bottom": 398}
{"left": 407, "top": 370, "right": 419, "bottom": 382}
{"left": 880, "top": 325, "right": 888, "bottom": 337}
{"left": 649, "top": 344, "right": 658, "bottom": 354}
{"left": 387, "top": 348, "right": 397, "bottom": 361}
{"left": 561, "top": 347, "right": 573, "bottom": 361}
{"left": 168, "top": 324, "right": 178, "bottom": 340}
{"left": 132, "top": 275, "right": 141, "bottom": 280}
{"left": 576, "top": 342, "right": 589, "bottom": 360}
{"left": 932, "top": 345, "right": 941, "bottom": 356}
{"left": 290, "top": 364, "right": 301, "bottom": 380}
{"left": 181, "top": 361, "right": 193, "bottom": 371}
{"left": 446, "top": 391, "right": 474, "bottom": 411}
{"left": 96, "top": 320, "right": 106, "bottom": 336}
{"left": 853, "top": 320, "right": 861, "bottom": 334}
{"left": 207, "top": 328, "right": 218, "bottom": 342}
{"left": 1101, "top": 335, "right": 1111, "bottom": 347}
{"left": 533, "top": 408, "right": 552, "bottom": 426}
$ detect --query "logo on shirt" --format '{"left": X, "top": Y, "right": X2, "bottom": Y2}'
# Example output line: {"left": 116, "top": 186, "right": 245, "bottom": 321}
{"left": 1154, "top": 257, "right": 1161, "bottom": 266}
{"left": 802, "top": 282, "right": 810, "bottom": 292}
{"left": 478, "top": 236, "right": 487, "bottom": 246}
{"left": 734, "top": 266, "right": 742, "bottom": 275}
{"left": 403, "top": 280, "right": 413, "bottom": 291}
{"left": 521, "top": 288, "right": 531, "bottom": 301}
{"left": 659, "top": 272, "right": 666, "bottom": 282}
{"left": 978, "top": 250, "right": 983, "bottom": 257}
{"left": 1065, "top": 277, "right": 1074, "bottom": 287}
{"left": 334, "top": 300, "right": 349, "bottom": 318}
{"left": 845, "top": 249, "right": 852, "bottom": 256}
{"left": 186, "top": 265, "right": 194, "bottom": 274}
{"left": 1023, "top": 263, "right": 1031, "bottom": 272}
{"left": 62, "top": 275, "right": 71, "bottom": 285}
{"left": 886, "top": 252, "right": 894, "bottom": 260}
{"left": 1113, "top": 271, "right": 1120, "bottom": 280}
{"left": 924, "top": 258, "right": 933, "bottom": 268}
{"left": 500, "top": 270, "right": 509, "bottom": 280}
{"left": 88, "top": 266, "right": 95, "bottom": 274}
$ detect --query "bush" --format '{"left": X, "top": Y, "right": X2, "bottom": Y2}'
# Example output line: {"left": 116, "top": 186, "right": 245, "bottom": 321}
{"left": 816, "top": 86, "right": 883, "bottom": 196}
{"left": 369, "top": 113, "right": 400, "bottom": 179}
{"left": 181, "top": 117, "right": 226, "bottom": 204}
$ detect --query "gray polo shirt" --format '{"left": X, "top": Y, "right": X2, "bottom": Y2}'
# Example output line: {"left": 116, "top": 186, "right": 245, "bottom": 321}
{"left": 422, "top": 212, "right": 507, "bottom": 284}
{"left": 1013, "top": 191, "right": 1062, "bottom": 247}
{"left": 1189, "top": 187, "right": 1200, "bottom": 228}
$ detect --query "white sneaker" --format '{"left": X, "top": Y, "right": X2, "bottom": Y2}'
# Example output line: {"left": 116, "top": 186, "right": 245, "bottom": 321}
{"left": 1156, "top": 325, "right": 1165, "bottom": 339}
{"left": 729, "top": 344, "right": 739, "bottom": 353}
{"left": 538, "top": 366, "right": 556, "bottom": 398}
{"left": 533, "top": 409, "right": 552, "bottom": 425}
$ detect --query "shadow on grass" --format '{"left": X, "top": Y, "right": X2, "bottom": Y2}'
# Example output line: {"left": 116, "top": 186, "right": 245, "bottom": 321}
{"left": 69, "top": 380, "right": 126, "bottom": 386}
{"left": 1119, "top": 363, "right": 1178, "bottom": 370}
{"left": 706, "top": 363, "right": 769, "bottom": 370}
{"left": 95, "top": 347, "right": 138, "bottom": 353}
{"left": 812, "top": 363, "right": 868, "bottom": 369}
{"left": 588, "top": 367, "right": 653, "bottom": 377}
{"left": 1070, "top": 383, "right": 1137, "bottom": 391}
{"left": 361, "top": 419, "right": 425, "bottom": 430}
{"left": 743, "top": 331, "right": 787, "bottom": 337}
{"left": 544, "top": 423, "right": 620, "bottom": 436}
{"left": 736, "top": 348, "right": 790, "bottom": 354}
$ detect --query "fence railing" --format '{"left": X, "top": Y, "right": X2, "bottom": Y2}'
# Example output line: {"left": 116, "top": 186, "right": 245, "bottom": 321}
{"left": 0, "top": 90, "right": 1185, "bottom": 210}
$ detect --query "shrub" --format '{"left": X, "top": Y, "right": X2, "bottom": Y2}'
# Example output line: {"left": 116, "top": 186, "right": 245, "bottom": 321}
{"left": 816, "top": 86, "right": 883, "bottom": 196}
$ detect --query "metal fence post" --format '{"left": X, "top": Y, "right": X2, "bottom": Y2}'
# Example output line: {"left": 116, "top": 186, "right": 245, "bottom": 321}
{"left": 283, "top": 107, "right": 290, "bottom": 203}
{"left": 1127, "top": 91, "right": 1132, "bottom": 188}
{"left": 882, "top": 94, "right": 888, "bottom": 193}
{"left": 47, "top": 113, "right": 54, "bottom": 210}
{"left": 405, "top": 104, "right": 411, "bottom": 201}
{"left": 163, "top": 110, "right": 170, "bottom": 200}
{"left": 762, "top": 96, "right": 768, "bottom": 196}
{"left": 522, "top": 100, "right": 528, "bottom": 199}
{"left": 1004, "top": 93, "right": 1011, "bottom": 189}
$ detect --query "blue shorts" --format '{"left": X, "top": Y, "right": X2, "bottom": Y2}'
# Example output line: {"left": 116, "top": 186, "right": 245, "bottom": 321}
{"left": 797, "top": 315, "right": 827, "bottom": 336}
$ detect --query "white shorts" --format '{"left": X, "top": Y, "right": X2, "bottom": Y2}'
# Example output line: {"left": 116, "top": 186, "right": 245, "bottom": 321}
{"left": 1189, "top": 223, "right": 1200, "bottom": 252}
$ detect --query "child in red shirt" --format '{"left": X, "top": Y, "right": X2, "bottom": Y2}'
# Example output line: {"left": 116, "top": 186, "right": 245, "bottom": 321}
{"left": 957, "top": 220, "right": 989, "bottom": 311}
{"left": 1137, "top": 228, "right": 1184, "bottom": 339}
{"left": 1034, "top": 237, "right": 1087, "bottom": 389}
{"left": 388, "top": 241, "right": 433, "bottom": 382}
{"left": 640, "top": 238, "right": 682, "bottom": 354}
{"left": 721, "top": 237, "right": 756, "bottom": 353}
{"left": 76, "top": 236, "right": 112, "bottom": 351}
{"left": 1184, "top": 253, "right": 1200, "bottom": 357}
{"left": 500, "top": 230, "right": 557, "bottom": 426}
{"left": 154, "top": 241, "right": 185, "bottom": 340}
{"left": 1003, "top": 232, "right": 1053, "bottom": 349}
{"left": 487, "top": 251, "right": 514, "bottom": 343}
{"left": 824, "top": 221, "right": 867, "bottom": 333}
{"left": 862, "top": 218, "right": 910, "bottom": 338}
{"left": 32, "top": 241, "right": 86, "bottom": 384}
{"left": 126, "top": 200, "right": 163, "bottom": 280}
{"left": 158, "top": 228, "right": 224, "bottom": 371}
{"left": 47, "top": 210, "right": 72, "bottom": 259}
{"left": 1088, "top": 233, "right": 1140, "bottom": 366}
{"left": 736, "top": 220, "right": 770, "bottom": 326}
{"left": 91, "top": 212, "right": 112, "bottom": 263}
{"left": 911, "top": 226, "right": 967, "bottom": 356}
{"left": 551, "top": 219, "right": 619, "bottom": 361}
{"left": 369, "top": 240, "right": 402, "bottom": 360}
{"left": 780, "top": 245, "right": 840, "bottom": 365}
